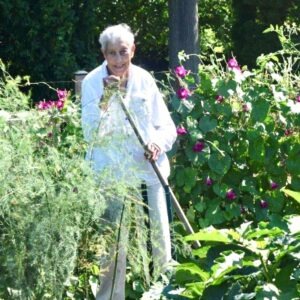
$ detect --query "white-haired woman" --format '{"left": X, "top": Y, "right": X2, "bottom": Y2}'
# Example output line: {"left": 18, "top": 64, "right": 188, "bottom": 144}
{"left": 81, "top": 23, "right": 177, "bottom": 300}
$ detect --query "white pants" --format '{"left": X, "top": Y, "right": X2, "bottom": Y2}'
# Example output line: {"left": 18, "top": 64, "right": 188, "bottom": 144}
{"left": 96, "top": 182, "right": 172, "bottom": 300}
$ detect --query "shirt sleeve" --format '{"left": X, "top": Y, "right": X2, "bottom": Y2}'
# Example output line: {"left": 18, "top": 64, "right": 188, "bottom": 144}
{"left": 149, "top": 80, "right": 177, "bottom": 153}
{"left": 81, "top": 78, "right": 101, "bottom": 143}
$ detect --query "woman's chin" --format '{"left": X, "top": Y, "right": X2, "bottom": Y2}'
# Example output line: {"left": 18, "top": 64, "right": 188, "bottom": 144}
{"left": 111, "top": 68, "right": 128, "bottom": 78}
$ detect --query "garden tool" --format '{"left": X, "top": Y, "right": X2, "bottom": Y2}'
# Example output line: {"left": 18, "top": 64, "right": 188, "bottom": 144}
{"left": 116, "top": 91, "right": 200, "bottom": 249}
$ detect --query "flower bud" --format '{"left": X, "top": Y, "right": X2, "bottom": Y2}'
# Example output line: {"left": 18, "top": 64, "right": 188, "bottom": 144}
{"left": 193, "top": 141, "right": 205, "bottom": 152}
{"left": 226, "top": 189, "right": 236, "bottom": 200}
{"left": 205, "top": 176, "right": 213, "bottom": 186}
{"left": 259, "top": 200, "right": 268, "bottom": 209}
{"left": 176, "top": 126, "right": 188, "bottom": 135}
{"left": 270, "top": 181, "right": 279, "bottom": 190}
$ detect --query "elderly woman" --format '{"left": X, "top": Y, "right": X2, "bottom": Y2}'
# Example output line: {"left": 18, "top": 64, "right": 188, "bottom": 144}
{"left": 81, "top": 23, "right": 177, "bottom": 299}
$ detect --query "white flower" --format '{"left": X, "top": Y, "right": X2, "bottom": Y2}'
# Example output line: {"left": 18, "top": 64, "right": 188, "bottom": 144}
{"left": 271, "top": 85, "right": 286, "bottom": 102}
{"left": 236, "top": 85, "right": 245, "bottom": 98}
{"left": 270, "top": 73, "right": 282, "bottom": 82}
{"left": 266, "top": 61, "right": 274, "bottom": 71}
{"left": 287, "top": 100, "right": 300, "bottom": 114}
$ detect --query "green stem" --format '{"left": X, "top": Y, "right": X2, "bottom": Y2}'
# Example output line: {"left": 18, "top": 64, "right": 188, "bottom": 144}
{"left": 259, "top": 253, "right": 271, "bottom": 283}
{"left": 205, "top": 140, "right": 226, "bottom": 157}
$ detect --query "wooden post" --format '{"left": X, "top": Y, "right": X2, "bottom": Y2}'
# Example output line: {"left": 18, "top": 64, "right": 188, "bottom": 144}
{"left": 74, "top": 70, "right": 88, "bottom": 97}
{"left": 168, "top": 0, "right": 200, "bottom": 74}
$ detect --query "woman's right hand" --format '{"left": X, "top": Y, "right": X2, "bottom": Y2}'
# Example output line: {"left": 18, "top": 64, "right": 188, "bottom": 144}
{"left": 103, "top": 75, "right": 121, "bottom": 87}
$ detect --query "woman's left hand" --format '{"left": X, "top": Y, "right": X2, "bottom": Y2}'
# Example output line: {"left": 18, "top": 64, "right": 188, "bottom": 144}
{"left": 145, "top": 142, "right": 161, "bottom": 162}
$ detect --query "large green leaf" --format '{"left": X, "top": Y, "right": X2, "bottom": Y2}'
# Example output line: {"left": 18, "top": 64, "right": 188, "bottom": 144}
{"left": 255, "top": 283, "right": 280, "bottom": 300}
{"left": 281, "top": 188, "right": 300, "bottom": 204}
{"left": 244, "top": 227, "right": 283, "bottom": 240}
{"left": 208, "top": 152, "right": 231, "bottom": 176}
{"left": 199, "top": 116, "right": 218, "bottom": 133}
{"left": 212, "top": 250, "right": 244, "bottom": 280}
{"left": 175, "top": 167, "right": 197, "bottom": 191}
{"left": 248, "top": 134, "right": 265, "bottom": 162}
{"left": 250, "top": 100, "right": 270, "bottom": 123}
{"left": 175, "top": 263, "right": 210, "bottom": 284}
{"left": 185, "top": 227, "right": 239, "bottom": 243}
{"left": 217, "top": 79, "right": 237, "bottom": 97}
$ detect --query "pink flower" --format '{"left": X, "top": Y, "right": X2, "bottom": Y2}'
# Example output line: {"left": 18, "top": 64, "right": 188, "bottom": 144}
{"left": 226, "top": 189, "right": 236, "bottom": 200}
{"left": 176, "top": 87, "right": 191, "bottom": 100}
{"left": 56, "top": 100, "right": 64, "bottom": 110}
{"left": 193, "top": 141, "right": 205, "bottom": 152}
{"left": 227, "top": 58, "right": 240, "bottom": 70}
{"left": 176, "top": 126, "right": 188, "bottom": 135}
{"left": 57, "top": 89, "right": 68, "bottom": 100}
{"left": 296, "top": 95, "right": 300, "bottom": 103}
{"left": 37, "top": 101, "right": 47, "bottom": 110}
{"left": 174, "top": 66, "right": 189, "bottom": 78}
{"left": 205, "top": 176, "right": 213, "bottom": 186}
{"left": 215, "top": 95, "right": 224, "bottom": 103}
{"left": 37, "top": 100, "right": 56, "bottom": 110}
{"left": 259, "top": 200, "right": 268, "bottom": 209}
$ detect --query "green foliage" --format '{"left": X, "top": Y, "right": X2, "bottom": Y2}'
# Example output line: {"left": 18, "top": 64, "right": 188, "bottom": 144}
{"left": 167, "top": 215, "right": 300, "bottom": 299}
{"left": 231, "top": 0, "right": 299, "bottom": 68}
{"left": 198, "top": 0, "right": 234, "bottom": 56}
{"left": 168, "top": 23, "right": 300, "bottom": 230}
{"left": 0, "top": 60, "right": 31, "bottom": 111}
{"left": 0, "top": 68, "right": 107, "bottom": 299}
{"left": 145, "top": 22, "right": 300, "bottom": 299}
{"left": 0, "top": 0, "right": 168, "bottom": 101}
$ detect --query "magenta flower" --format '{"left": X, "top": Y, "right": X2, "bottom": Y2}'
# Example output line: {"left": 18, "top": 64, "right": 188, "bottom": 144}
{"left": 296, "top": 95, "right": 300, "bottom": 103}
{"left": 270, "top": 181, "right": 279, "bottom": 190}
{"left": 259, "top": 200, "right": 269, "bottom": 209}
{"left": 37, "top": 100, "right": 56, "bottom": 110}
{"left": 176, "top": 87, "right": 191, "bottom": 100}
{"left": 176, "top": 126, "right": 188, "bottom": 136}
{"left": 215, "top": 95, "right": 224, "bottom": 103}
{"left": 175, "top": 66, "right": 189, "bottom": 78}
{"left": 227, "top": 57, "right": 240, "bottom": 69}
{"left": 56, "top": 99, "right": 64, "bottom": 110}
{"left": 193, "top": 141, "right": 205, "bottom": 152}
{"left": 57, "top": 89, "right": 68, "bottom": 100}
{"left": 226, "top": 189, "right": 236, "bottom": 200}
{"left": 37, "top": 101, "right": 47, "bottom": 110}
{"left": 37, "top": 99, "right": 65, "bottom": 111}
{"left": 205, "top": 176, "right": 213, "bottom": 186}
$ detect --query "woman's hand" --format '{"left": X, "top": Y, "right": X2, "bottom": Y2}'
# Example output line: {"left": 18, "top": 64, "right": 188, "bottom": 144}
{"left": 145, "top": 142, "right": 161, "bottom": 162}
{"left": 103, "top": 75, "right": 121, "bottom": 87}
{"left": 103, "top": 75, "right": 127, "bottom": 89}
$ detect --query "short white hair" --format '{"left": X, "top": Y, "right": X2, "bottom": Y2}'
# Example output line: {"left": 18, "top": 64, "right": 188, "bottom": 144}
{"left": 99, "top": 24, "right": 135, "bottom": 52}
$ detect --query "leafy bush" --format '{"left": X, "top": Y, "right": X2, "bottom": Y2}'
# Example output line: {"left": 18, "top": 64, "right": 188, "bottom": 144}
{"left": 0, "top": 62, "right": 107, "bottom": 299}
{"left": 166, "top": 214, "right": 300, "bottom": 299}
{"left": 141, "top": 22, "right": 300, "bottom": 300}
{"left": 168, "top": 23, "right": 300, "bottom": 229}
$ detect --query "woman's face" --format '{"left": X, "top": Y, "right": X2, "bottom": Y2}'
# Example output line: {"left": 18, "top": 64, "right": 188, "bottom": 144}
{"left": 103, "top": 39, "right": 135, "bottom": 78}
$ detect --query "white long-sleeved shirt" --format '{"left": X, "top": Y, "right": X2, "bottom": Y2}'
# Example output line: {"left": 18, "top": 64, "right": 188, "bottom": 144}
{"left": 81, "top": 61, "right": 177, "bottom": 185}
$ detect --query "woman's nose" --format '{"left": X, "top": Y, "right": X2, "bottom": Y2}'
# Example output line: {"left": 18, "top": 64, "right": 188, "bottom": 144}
{"left": 115, "top": 53, "right": 122, "bottom": 62}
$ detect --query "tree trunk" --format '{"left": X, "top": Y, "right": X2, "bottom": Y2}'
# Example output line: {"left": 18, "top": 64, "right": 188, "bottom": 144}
{"left": 168, "top": 0, "right": 200, "bottom": 74}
